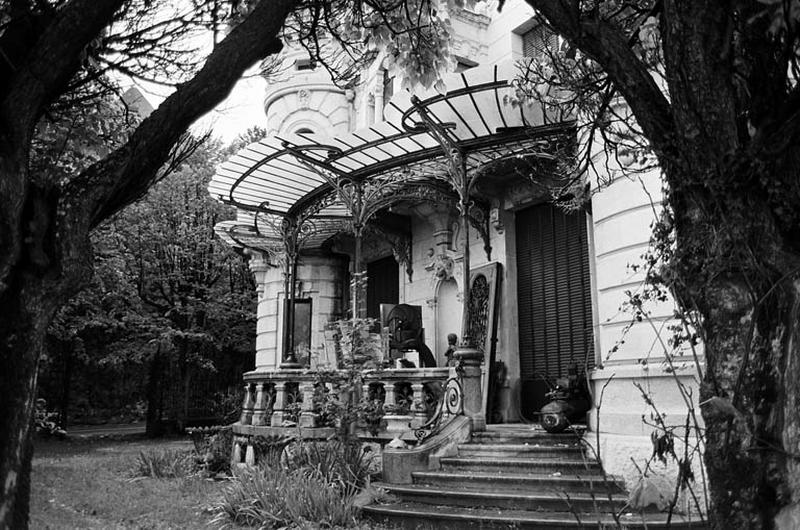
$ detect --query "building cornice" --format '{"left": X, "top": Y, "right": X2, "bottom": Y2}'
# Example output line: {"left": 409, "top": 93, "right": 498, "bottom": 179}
{"left": 453, "top": 8, "right": 490, "bottom": 29}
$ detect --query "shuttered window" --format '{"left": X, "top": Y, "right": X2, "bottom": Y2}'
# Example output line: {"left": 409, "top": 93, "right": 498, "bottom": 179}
{"left": 366, "top": 256, "right": 399, "bottom": 320}
{"left": 516, "top": 203, "right": 594, "bottom": 388}
{"left": 522, "top": 24, "right": 558, "bottom": 59}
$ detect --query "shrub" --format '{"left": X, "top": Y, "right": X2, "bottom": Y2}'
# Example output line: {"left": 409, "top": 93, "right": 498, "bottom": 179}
{"left": 34, "top": 398, "right": 67, "bottom": 438}
{"left": 130, "top": 448, "right": 195, "bottom": 479}
{"left": 208, "top": 388, "right": 243, "bottom": 425}
{"left": 211, "top": 465, "right": 359, "bottom": 529}
{"left": 284, "top": 439, "right": 376, "bottom": 497}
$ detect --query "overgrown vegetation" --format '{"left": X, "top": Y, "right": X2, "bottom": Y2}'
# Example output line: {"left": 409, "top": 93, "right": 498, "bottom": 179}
{"left": 129, "top": 448, "right": 196, "bottom": 479}
{"left": 211, "top": 438, "right": 378, "bottom": 529}
{"left": 187, "top": 425, "right": 236, "bottom": 475}
{"left": 33, "top": 399, "right": 67, "bottom": 439}
{"left": 210, "top": 318, "right": 383, "bottom": 528}
{"left": 212, "top": 466, "right": 358, "bottom": 529}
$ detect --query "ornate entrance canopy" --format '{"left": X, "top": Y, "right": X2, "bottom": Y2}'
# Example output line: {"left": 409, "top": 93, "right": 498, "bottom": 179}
{"left": 210, "top": 61, "right": 574, "bottom": 361}
{"left": 211, "top": 62, "right": 570, "bottom": 250}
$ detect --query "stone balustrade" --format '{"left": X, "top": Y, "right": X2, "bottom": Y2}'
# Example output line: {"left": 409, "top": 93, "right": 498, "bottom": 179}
{"left": 237, "top": 366, "right": 453, "bottom": 436}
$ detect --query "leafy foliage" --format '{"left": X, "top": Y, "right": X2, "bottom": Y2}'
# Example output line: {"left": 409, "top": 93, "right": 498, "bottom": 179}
{"left": 281, "top": 0, "right": 481, "bottom": 89}
{"left": 33, "top": 399, "right": 67, "bottom": 438}
{"left": 39, "top": 137, "right": 256, "bottom": 426}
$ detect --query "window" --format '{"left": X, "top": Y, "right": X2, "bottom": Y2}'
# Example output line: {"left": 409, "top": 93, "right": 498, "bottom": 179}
{"left": 295, "top": 128, "right": 314, "bottom": 135}
{"left": 295, "top": 57, "right": 316, "bottom": 71}
{"left": 522, "top": 24, "right": 559, "bottom": 59}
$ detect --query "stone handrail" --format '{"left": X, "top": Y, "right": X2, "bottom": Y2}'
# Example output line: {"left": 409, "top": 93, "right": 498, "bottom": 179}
{"left": 237, "top": 367, "right": 453, "bottom": 436}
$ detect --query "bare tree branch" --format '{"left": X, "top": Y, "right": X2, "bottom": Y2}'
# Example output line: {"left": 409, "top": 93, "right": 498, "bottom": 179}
{"left": 524, "top": 0, "right": 675, "bottom": 159}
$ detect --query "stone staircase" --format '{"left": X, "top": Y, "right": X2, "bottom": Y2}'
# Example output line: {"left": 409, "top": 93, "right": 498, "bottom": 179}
{"left": 364, "top": 424, "right": 705, "bottom": 529}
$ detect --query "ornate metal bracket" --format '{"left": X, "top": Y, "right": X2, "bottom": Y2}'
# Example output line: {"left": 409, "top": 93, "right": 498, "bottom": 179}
{"left": 414, "top": 361, "right": 465, "bottom": 442}
{"left": 468, "top": 201, "right": 492, "bottom": 261}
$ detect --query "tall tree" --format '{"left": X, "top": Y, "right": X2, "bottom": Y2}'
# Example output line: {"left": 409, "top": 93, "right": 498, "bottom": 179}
{"left": 515, "top": 1, "right": 800, "bottom": 527}
{"left": 111, "top": 140, "right": 255, "bottom": 432}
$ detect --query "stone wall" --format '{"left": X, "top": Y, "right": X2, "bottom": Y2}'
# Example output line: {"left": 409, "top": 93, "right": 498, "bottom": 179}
{"left": 587, "top": 163, "right": 705, "bottom": 506}
{"left": 250, "top": 254, "right": 347, "bottom": 370}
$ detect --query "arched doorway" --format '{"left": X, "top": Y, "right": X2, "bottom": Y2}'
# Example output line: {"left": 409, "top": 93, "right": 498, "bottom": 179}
{"left": 435, "top": 278, "right": 461, "bottom": 365}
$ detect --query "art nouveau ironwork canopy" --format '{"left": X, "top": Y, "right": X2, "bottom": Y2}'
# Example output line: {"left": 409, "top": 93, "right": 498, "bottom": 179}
{"left": 210, "top": 62, "right": 574, "bottom": 363}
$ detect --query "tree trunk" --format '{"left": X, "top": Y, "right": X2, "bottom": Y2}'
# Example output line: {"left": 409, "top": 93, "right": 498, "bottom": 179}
{"left": 697, "top": 272, "right": 800, "bottom": 528}
{"left": 0, "top": 271, "right": 66, "bottom": 527}
{"left": 669, "top": 164, "right": 800, "bottom": 527}
{"left": 145, "top": 344, "right": 164, "bottom": 437}
{"left": 59, "top": 341, "right": 74, "bottom": 429}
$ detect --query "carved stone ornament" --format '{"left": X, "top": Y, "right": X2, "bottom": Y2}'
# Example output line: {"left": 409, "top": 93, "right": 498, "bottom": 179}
{"left": 432, "top": 254, "right": 455, "bottom": 282}
{"left": 297, "top": 89, "right": 310, "bottom": 109}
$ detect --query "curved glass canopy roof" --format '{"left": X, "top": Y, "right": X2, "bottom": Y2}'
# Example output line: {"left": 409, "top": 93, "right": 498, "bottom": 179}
{"left": 210, "top": 62, "right": 572, "bottom": 253}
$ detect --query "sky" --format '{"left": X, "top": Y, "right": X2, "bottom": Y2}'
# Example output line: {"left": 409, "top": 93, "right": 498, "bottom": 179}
{"left": 129, "top": 65, "right": 267, "bottom": 145}
{"left": 193, "top": 70, "right": 268, "bottom": 142}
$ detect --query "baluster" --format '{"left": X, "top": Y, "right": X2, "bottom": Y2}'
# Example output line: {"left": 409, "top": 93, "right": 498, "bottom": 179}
{"left": 245, "top": 442, "right": 255, "bottom": 465}
{"left": 299, "top": 380, "right": 318, "bottom": 428}
{"left": 410, "top": 382, "right": 427, "bottom": 427}
{"left": 240, "top": 383, "right": 254, "bottom": 425}
{"left": 251, "top": 383, "right": 268, "bottom": 426}
{"left": 383, "top": 381, "right": 397, "bottom": 413}
{"left": 232, "top": 439, "right": 243, "bottom": 464}
{"left": 270, "top": 381, "right": 287, "bottom": 426}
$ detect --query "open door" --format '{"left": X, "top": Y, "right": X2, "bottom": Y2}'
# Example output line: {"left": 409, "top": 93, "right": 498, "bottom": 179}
{"left": 466, "top": 262, "right": 502, "bottom": 424}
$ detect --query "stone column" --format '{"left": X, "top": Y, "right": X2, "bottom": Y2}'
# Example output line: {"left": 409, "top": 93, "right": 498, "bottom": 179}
{"left": 250, "top": 254, "right": 283, "bottom": 370}
{"left": 455, "top": 347, "right": 485, "bottom": 431}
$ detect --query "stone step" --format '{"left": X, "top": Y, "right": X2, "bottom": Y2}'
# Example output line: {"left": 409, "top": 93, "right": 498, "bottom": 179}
{"left": 457, "top": 442, "right": 584, "bottom": 459}
{"left": 363, "top": 501, "right": 707, "bottom": 529}
{"left": 411, "top": 470, "right": 626, "bottom": 494}
{"left": 375, "top": 482, "right": 632, "bottom": 513}
{"left": 471, "top": 429, "right": 583, "bottom": 446}
{"left": 440, "top": 456, "right": 603, "bottom": 475}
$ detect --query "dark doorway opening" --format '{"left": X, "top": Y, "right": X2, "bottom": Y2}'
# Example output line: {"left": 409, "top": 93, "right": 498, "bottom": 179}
{"left": 366, "top": 255, "right": 399, "bottom": 320}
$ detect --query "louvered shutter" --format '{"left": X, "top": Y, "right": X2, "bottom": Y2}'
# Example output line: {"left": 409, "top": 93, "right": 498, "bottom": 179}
{"left": 516, "top": 203, "right": 594, "bottom": 394}
{"left": 522, "top": 24, "right": 559, "bottom": 59}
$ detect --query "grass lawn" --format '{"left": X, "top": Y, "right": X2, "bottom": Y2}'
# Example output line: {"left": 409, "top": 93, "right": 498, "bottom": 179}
{"left": 31, "top": 437, "right": 225, "bottom": 529}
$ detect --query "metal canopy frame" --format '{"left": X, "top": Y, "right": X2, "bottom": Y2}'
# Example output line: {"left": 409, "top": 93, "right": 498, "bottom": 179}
{"left": 210, "top": 62, "right": 575, "bottom": 364}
